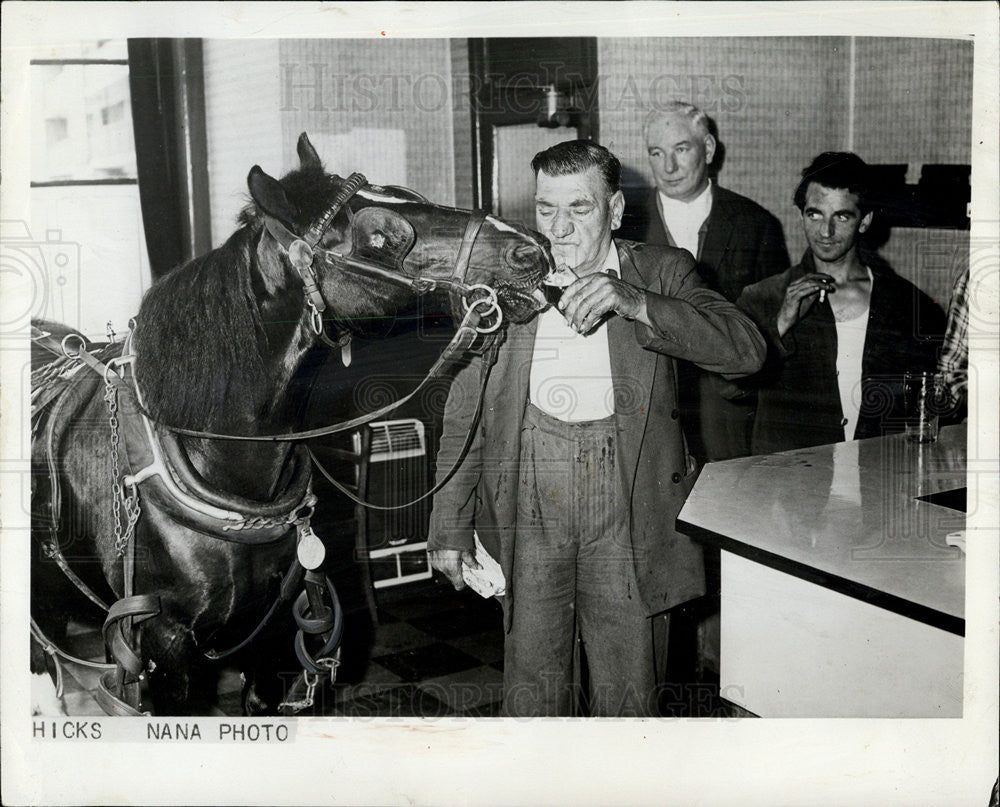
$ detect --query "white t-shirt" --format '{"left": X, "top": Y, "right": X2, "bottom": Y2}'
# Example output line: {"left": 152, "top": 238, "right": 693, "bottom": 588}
{"left": 528, "top": 245, "right": 619, "bottom": 422}
{"left": 834, "top": 269, "right": 873, "bottom": 439}
{"left": 658, "top": 181, "right": 713, "bottom": 259}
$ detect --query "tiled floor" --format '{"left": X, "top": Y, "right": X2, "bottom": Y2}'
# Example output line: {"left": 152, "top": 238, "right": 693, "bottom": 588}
{"left": 324, "top": 581, "right": 506, "bottom": 717}
{"left": 48, "top": 578, "right": 506, "bottom": 718}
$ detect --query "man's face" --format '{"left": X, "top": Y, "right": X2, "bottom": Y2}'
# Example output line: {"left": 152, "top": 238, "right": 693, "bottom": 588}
{"left": 534, "top": 166, "right": 624, "bottom": 276}
{"left": 645, "top": 114, "right": 715, "bottom": 203}
{"left": 800, "top": 182, "right": 873, "bottom": 264}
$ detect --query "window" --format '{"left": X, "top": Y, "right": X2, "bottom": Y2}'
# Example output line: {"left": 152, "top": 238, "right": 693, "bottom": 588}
{"left": 31, "top": 40, "right": 138, "bottom": 185}
{"left": 25, "top": 39, "right": 151, "bottom": 337}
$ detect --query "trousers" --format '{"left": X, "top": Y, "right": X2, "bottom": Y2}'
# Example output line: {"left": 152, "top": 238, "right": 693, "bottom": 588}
{"left": 501, "top": 403, "right": 656, "bottom": 717}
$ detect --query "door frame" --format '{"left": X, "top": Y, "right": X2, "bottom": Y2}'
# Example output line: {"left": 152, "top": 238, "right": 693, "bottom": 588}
{"left": 468, "top": 38, "right": 598, "bottom": 213}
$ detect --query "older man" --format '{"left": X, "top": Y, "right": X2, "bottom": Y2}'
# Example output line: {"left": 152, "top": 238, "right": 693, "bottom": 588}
{"left": 737, "top": 152, "right": 945, "bottom": 453}
{"left": 620, "top": 102, "right": 789, "bottom": 462}
{"left": 428, "top": 140, "right": 765, "bottom": 717}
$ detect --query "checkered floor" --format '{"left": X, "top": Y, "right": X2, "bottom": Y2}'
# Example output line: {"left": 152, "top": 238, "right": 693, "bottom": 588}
{"left": 49, "top": 578, "right": 506, "bottom": 718}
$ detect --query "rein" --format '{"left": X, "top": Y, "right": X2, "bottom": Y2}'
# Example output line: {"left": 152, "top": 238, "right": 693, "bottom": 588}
{"left": 162, "top": 300, "right": 497, "bottom": 443}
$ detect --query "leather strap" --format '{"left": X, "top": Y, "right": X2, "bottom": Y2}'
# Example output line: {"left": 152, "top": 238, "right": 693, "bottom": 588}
{"left": 262, "top": 215, "right": 327, "bottom": 316}
{"left": 306, "top": 329, "right": 503, "bottom": 511}
{"left": 306, "top": 172, "right": 367, "bottom": 246}
{"left": 292, "top": 573, "right": 343, "bottom": 674}
{"left": 95, "top": 673, "right": 146, "bottom": 716}
{"left": 41, "top": 541, "right": 110, "bottom": 611}
{"left": 204, "top": 559, "right": 305, "bottom": 661}
{"left": 449, "top": 212, "right": 486, "bottom": 315}
{"left": 102, "top": 595, "right": 160, "bottom": 678}
{"left": 98, "top": 593, "right": 160, "bottom": 715}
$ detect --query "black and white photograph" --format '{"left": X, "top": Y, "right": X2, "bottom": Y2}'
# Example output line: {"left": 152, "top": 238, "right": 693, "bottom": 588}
{"left": 2, "top": 3, "right": 998, "bottom": 805}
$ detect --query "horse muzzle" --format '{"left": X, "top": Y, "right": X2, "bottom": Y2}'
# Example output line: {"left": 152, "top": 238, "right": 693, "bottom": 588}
{"left": 500, "top": 239, "right": 554, "bottom": 315}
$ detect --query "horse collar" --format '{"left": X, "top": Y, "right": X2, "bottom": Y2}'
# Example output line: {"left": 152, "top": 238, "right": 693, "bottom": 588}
{"left": 67, "top": 338, "right": 316, "bottom": 543}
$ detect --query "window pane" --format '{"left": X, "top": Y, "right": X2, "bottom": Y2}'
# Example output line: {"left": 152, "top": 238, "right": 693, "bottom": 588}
{"left": 23, "top": 39, "right": 151, "bottom": 339}
{"left": 21, "top": 187, "right": 152, "bottom": 337}
{"left": 31, "top": 62, "right": 137, "bottom": 182}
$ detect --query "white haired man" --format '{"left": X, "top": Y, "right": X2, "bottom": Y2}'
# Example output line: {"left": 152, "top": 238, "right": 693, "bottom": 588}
{"left": 620, "top": 101, "right": 789, "bottom": 462}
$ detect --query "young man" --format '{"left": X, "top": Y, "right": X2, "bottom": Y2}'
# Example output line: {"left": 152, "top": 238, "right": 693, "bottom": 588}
{"left": 619, "top": 102, "right": 789, "bottom": 462}
{"left": 737, "top": 151, "right": 946, "bottom": 454}
{"left": 427, "top": 140, "right": 765, "bottom": 717}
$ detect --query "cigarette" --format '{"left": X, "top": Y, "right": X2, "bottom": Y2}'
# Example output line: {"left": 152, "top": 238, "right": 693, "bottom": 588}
{"left": 819, "top": 289, "right": 827, "bottom": 303}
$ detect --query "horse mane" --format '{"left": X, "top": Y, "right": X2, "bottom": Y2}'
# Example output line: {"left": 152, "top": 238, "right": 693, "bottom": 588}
{"left": 132, "top": 164, "right": 411, "bottom": 429}
{"left": 133, "top": 225, "right": 269, "bottom": 430}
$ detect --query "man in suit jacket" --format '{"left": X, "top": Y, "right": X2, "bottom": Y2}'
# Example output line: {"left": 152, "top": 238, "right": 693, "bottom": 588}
{"left": 428, "top": 140, "right": 765, "bottom": 717}
{"left": 619, "top": 102, "right": 790, "bottom": 462}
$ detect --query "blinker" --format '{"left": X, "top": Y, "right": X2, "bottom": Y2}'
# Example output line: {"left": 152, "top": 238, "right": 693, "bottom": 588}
{"left": 288, "top": 239, "right": 314, "bottom": 271}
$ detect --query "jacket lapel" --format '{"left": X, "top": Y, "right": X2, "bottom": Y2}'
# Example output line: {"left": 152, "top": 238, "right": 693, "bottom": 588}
{"left": 489, "top": 315, "right": 537, "bottom": 424}
{"left": 648, "top": 191, "right": 674, "bottom": 246}
{"left": 701, "top": 186, "right": 736, "bottom": 266}
{"left": 610, "top": 243, "right": 657, "bottom": 499}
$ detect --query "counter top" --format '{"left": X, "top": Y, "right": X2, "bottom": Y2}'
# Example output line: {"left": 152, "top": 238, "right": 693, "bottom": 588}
{"left": 678, "top": 426, "right": 966, "bottom": 634}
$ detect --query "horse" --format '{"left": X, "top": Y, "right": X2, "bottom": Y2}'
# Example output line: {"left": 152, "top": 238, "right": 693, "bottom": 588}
{"left": 30, "top": 132, "right": 551, "bottom": 716}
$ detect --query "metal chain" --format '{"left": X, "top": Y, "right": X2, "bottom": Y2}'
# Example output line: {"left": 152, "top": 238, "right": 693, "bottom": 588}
{"left": 104, "top": 380, "right": 125, "bottom": 555}
{"left": 278, "top": 653, "right": 341, "bottom": 713}
{"left": 104, "top": 378, "right": 141, "bottom": 557}
{"left": 121, "top": 484, "right": 141, "bottom": 549}
{"left": 279, "top": 671, "right": 320, "bottom": 713}
{"left": 221, "top": 496, "right": 316, "bottom": 532}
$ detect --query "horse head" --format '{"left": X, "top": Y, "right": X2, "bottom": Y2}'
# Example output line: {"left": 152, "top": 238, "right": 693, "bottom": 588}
{"left": 246, "top": 133, "right": 552, "bottom": 336}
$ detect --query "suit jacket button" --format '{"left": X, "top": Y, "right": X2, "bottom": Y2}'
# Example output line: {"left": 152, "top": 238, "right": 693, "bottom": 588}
{"left": 671, "top": 408, "right": 680, "bottom": 419}
{"left": 671, "top": 472, "right": 682, "bottom": 483}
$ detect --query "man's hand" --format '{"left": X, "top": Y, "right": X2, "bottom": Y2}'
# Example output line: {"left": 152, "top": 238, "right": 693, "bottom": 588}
{"left": 558, "top": 273, "right": 648, "bottom": 334}
{"left": 776, "top": 273, "right": 835, "bottom": 337}
{"left": 427, "top": 548, "right": 480, "bottom": 591}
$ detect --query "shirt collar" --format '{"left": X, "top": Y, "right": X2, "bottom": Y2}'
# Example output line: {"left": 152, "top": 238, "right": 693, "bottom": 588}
{"left": 657, "top": 179, "right": 713, "bottom": 220}
{"left": 601, "top": 241, "right": 621, "bottom": 278}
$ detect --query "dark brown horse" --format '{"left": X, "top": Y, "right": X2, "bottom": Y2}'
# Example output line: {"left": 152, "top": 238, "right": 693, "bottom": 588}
{"left": 31, "top": 133, "right": 550, "bottom": 716}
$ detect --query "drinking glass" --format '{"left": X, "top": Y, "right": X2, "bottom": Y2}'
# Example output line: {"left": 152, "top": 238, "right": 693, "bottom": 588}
{"left": 903, "top": 371, "right": 946, "bottom": 443}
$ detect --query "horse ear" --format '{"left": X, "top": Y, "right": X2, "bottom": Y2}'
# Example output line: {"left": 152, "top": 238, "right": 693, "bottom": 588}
{"left": 297, "top": 133, "right": 322, "bottom": 169}
{"left": 247, "top": 165, "right": 299, "bottom": 230}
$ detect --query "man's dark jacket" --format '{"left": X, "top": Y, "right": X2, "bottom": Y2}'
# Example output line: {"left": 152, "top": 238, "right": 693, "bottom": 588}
{"left": 619, "top": 184, "right": 789, "bottom": 303}
{"left": 736, "top": 251, "right": 947, "bottom": 454}
{"left": 619, "top": 183, "right": 790, "bottom": 460}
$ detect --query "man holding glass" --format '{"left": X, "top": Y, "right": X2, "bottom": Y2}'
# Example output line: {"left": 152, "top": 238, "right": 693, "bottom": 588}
{"left": 428, "top": 140, "right": 765, "bottom": 717}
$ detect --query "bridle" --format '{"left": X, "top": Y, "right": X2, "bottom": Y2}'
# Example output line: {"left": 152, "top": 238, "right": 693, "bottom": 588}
{"left": 260, "top": 172, "right": 504, "bottom": 363}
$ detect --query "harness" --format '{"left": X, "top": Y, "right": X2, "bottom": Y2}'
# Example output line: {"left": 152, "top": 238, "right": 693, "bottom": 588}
{"left": 31, "top": 172, "right": 511, "bottom": 716}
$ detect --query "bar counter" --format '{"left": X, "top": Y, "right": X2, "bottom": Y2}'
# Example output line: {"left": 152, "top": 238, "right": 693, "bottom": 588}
{"left": 678, "top": 425, "right": 966, "bottom": 717}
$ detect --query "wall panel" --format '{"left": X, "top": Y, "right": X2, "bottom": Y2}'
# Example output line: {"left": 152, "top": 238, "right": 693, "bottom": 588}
{"left": 854, "top": 38, "right": 973, "bottom": 166}
{"left": 854, "top": 37, "right": 972, "bottom": 307}
{"left": 203, "top": 39, "right": 282, "bottom": 246}
{"left": 278, "top": 39, "right": 456, "bottom": 206}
